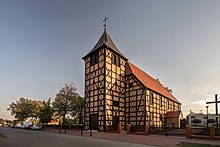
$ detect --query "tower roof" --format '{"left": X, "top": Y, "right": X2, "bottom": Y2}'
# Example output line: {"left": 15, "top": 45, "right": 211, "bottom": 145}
{"left": 83, "top": 31, "right": 127, "bottom": 60}
{"left": 126, "top": 61, "right": 181, "bottom": 104}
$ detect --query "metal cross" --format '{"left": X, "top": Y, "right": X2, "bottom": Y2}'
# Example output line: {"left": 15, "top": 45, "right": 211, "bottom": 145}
{"left": 206, "top": 94, "right": 220, "bottom": 127}
{"left": 103, "top": 16, "right": 108, "bottom": 31}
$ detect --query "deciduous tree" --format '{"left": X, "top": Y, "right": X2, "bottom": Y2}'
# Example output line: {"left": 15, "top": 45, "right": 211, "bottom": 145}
{"left": 52, "top": 82, "right": 78, "bottom": 127}
{"left": 38, "top": 98, "right": 53, "bottom": 124}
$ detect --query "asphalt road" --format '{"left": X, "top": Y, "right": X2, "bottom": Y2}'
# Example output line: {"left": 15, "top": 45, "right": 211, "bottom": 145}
{"left": 0, "top": 127, "right": 154, "bottom": 147}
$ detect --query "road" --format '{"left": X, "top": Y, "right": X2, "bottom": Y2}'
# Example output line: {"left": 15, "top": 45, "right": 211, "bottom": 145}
{"left": 0, "top": 127, "right": 154, "bottom": 147}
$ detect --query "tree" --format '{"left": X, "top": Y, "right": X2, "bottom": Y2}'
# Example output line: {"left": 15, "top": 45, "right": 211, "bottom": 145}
{"left": 52, "top": 82, "right": 78, "bottom": 127}
{"left": 7, "top": 97, "right": 43, "bottom": 121}
{"left": 7, "top": 98, "right": 33, "bottom": 121}
{"left": 71, "top": 95, "right": 84, "bottom": 124}
{"left": 38, "top": 98, "right": 53, "bottom": 124}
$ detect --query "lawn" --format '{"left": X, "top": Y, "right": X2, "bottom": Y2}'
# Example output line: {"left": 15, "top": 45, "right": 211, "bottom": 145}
{"left": 177, "top": 142, "right": 220, "bottom": 147}
{"left": 0, "top": 133, "right": 6, "bottom": 138}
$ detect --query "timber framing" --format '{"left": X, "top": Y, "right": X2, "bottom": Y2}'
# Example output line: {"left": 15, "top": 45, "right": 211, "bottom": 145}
{"left": 83, "top": 30, "right": 182, "bottom": 131}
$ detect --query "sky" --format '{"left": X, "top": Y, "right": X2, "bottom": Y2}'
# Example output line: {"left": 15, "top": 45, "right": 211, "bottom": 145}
{"left": 0, "top": 0, "right": 220, "bottom": 120}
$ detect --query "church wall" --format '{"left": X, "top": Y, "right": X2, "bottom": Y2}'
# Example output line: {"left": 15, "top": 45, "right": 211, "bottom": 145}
{"left": 125, "top": 74, "right": 181, "bottom": 128}
{"left": 125, "top": 74, "right": 146, "bottom": 127}
{"left": 84, "top": 49, "right": 106, "bottom": 130}
{"left": 146, "top": 89, "right": 181, "bottom": 127}
{"left": 105, "top": 49, "right": 126, "bottom": 129}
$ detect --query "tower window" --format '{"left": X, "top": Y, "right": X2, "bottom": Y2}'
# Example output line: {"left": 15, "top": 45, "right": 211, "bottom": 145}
{"left": 112, "top": 53, "right": 121, "bottom": 67}
{"left": 112, "top": 53, "right": 116, "bottom": 64}
{"left": 90, "top": 52, "right": 99, "bottom": 66}
{"left": 116, "top": 57, "right": 120, "bottom": 66}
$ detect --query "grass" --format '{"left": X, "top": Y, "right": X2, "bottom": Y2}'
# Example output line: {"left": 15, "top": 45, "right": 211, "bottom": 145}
{"left": 0, "top": 133, "right": 6, "bottom": 138}
{"left": 177, "top": 142, "right": 220, "bottom": 147}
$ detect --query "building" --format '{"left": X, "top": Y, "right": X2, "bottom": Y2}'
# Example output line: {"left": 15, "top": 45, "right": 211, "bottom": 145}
{"left": 82, "top": 29, "right": 182, "bottom": 131}
{"left": 186, "top": 112, "right": 220, "bottom": 127}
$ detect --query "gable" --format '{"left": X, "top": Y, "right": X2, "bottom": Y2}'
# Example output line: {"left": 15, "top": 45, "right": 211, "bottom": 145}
{"left": 126, "top": 62, "right": 181, "bottom": 104}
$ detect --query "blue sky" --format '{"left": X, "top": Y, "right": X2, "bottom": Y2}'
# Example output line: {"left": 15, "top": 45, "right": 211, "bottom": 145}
{"left": 1, "top": 0, "right": 220, "bottom": 119}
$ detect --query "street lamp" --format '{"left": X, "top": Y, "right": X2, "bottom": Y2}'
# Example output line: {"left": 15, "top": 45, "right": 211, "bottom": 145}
{"left": 206, "top": 106, "right": 209, "bottom": 129}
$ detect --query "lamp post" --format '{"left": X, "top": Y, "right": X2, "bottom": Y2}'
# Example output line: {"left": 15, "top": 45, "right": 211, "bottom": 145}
{"left": 206, "top": 106, "right": 209, "bottom": 129}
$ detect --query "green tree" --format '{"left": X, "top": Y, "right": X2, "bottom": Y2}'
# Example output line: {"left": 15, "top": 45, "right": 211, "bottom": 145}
{"left": 7, "top": 97, "right": 43, "bottom": 121}
{"left": 52, "top": 82, "right": 78, "bottom": 126}
{"left": 7, "top": 98, "right": 33, "bottom": 121}
{"left": 32, "top": 100, "right": 43, "bottom": 119}
{"left": 72, "top": 95, "right": 84, "bottom": 124}
{"left": 38, "top": 98, "right": 53, "bottom": 124}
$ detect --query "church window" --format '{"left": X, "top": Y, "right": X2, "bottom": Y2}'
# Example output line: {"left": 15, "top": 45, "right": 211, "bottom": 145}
{"left": 129, "top": 83, "right": 134, "bottom": 90}
{"left": 112, "top": 53, "right": 116, "bottom": 64}
{"left": 150, "top": 112, "right": 154, "bottom": 121}
{"left": 116, "top": 57, "right": 120, "bottom": 66}
{"left": 112, "top": 53, "right": 121, "bottom": 67}
{"left": 160, "top": 97, "right": 162, "bottom": 107}
{"left": 91, "top": 52, "right": 99, "bottom": 66}
{"left": 167, "top": 101, "right": 169, "bottom": 110}
{"left": 150, "top": 93, "right": 154, "bottom": 105}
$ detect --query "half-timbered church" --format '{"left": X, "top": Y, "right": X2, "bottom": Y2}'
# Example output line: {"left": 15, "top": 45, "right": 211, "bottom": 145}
{"left": 83, "top": 27, "right": 182, "bottom": 131}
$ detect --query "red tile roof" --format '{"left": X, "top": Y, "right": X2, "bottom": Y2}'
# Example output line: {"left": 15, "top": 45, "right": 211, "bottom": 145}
{"left": 166, "top": 111, "right": 183, "bottom": 118}
{"left": 126, "top": 62, "right": 181, "bottom": 104}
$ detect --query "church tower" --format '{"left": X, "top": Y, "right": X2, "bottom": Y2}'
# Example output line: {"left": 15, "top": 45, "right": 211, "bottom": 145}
{"left": 83, "top": 29, "right": 128, "bottom": 131}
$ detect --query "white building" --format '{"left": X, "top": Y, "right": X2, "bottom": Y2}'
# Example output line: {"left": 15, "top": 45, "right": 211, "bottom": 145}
{"left": 186, "top": 111, "right": 220, "bottom": 127}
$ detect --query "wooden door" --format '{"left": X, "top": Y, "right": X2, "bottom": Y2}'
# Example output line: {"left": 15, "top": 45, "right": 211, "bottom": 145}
{"left": 90, "top": 114, "right": 98, "bottom": 130}
{"left": 113, "top": 116, "right": 119, "bottom": 130}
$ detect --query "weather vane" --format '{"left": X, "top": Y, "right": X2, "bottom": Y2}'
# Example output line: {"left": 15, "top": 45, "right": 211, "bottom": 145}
{"left": 103, "top": 16, "right": 108, "bottom": 31}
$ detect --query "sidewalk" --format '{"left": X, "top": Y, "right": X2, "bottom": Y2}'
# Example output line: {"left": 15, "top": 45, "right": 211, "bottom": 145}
{"left": 44, "top": 128, "right": 220, "bottom": 147}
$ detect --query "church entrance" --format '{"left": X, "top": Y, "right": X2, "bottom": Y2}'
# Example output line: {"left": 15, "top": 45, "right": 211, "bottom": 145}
{"left": 89, "top": 114, "right": 98, "bottom": 130}
{"left": 113, "top": 116, "right": 119, "bottom": 130}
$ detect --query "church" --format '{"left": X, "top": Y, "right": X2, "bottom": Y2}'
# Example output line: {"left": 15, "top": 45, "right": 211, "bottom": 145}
{"left": 82, "top": 27, "right": 182, "bottom": 131}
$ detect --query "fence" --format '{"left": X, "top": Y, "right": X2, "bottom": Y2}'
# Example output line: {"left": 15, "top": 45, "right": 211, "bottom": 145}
{"left": 149, "top": 127, "right": 185, "bottom": 137}
{"left": 215, "top": 128, "right": 220, "bottom": 139}
{"left": 191, "top": 127, "right": 210, "bottom": 137}
{"left": 186, "top": 127, "right": 220, "bottom": 140}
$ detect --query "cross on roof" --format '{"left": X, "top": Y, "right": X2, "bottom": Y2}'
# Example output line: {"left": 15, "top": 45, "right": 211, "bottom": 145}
{"left": 206, "top": 94, "right": 220, "bottom": 126}
{"left": 103, "top": 16, "right": 108, "bottom": 31}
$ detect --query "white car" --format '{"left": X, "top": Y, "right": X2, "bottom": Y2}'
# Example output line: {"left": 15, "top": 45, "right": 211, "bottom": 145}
{"left": 15, "top": 124, "right": 22, "bottom": 128}
{"left": 31, "top": 124, "right": 43, "bottom": 130}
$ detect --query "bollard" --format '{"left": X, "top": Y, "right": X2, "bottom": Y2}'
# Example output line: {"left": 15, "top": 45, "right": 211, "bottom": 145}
{"left": 90, "top": 128, "right": 92, "bottom": 136}
{"left": 81, "top": 124, "right": 83, "bottom": 136}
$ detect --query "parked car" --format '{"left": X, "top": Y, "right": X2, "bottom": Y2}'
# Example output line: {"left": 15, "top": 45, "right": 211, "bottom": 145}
{"left": 10, "top": 123, "right": 16, "bottom": 128}
{"left": 31, "top": 124, "right": 43, "bottom": 130}
{"left": 15, "top": 124, "right": 22, "bottom": 128}
{"left": 22, "top": 121, "right": 32, "bottom": 129}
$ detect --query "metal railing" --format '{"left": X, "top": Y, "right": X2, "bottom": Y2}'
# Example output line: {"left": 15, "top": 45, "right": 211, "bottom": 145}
{"left": 150, "top": 127, "right": 185, "bottom": 136}
{"left": 191, "top": 127, "right": 210, "bottom": 136}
